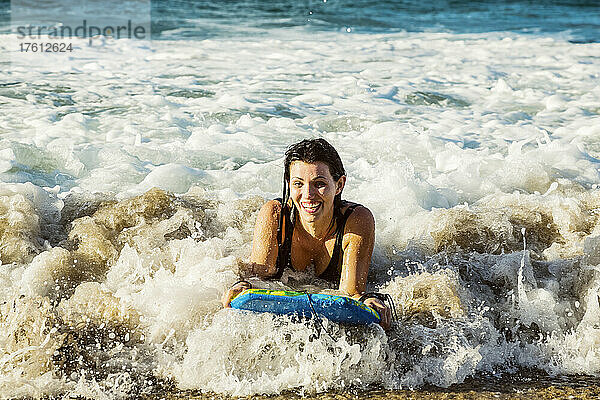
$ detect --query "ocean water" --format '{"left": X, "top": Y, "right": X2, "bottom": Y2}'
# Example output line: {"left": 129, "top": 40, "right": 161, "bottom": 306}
{"left": 1, "top": 0, "right": 600, "bottom": 398}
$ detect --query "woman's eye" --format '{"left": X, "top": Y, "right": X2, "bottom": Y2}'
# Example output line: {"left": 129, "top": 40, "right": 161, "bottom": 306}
{"left": 293, "top": 182, "right": 302, "bottom": 188}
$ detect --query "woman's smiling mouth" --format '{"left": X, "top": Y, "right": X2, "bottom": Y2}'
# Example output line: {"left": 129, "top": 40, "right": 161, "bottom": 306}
{"left": 300, "top": 201, "right": 322, "bottom": 214}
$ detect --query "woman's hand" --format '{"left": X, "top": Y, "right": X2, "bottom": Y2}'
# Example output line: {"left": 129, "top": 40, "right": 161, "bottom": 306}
{"left": 221, "top": 281, "right": 252, "bottom": 308}
{"left": 363, "top": 297, "right": 391, "bottom": 330}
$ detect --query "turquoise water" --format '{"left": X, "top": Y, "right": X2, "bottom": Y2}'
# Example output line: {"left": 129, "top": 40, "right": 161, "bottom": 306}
{"left": 150, "top": 0, "right": 600, "bottom": 42}
{"left": 2, "top": 1, "right": 599, "bottom": 42}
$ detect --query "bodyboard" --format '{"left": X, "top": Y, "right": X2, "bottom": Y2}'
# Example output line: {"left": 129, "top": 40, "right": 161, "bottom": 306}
{"left": 230, "top": 288, "right": 380, "bottom": 325}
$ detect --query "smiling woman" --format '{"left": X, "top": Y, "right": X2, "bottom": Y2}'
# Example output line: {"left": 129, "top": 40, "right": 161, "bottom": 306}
{"left": 222, "top": 138, "right": 392, "bottom": 329}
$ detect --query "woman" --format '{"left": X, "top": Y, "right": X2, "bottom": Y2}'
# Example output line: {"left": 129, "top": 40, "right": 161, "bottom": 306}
{"left": 222, "top": 138, "right": 391, "bottom": 330}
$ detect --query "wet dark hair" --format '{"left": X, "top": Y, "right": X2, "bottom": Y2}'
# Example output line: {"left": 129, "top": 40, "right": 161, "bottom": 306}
{"left": 281, "top": 138, "right": 346, "bottom": 230}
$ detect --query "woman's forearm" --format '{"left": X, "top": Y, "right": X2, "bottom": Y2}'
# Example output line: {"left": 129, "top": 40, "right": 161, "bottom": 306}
{"left": 240, "top": 261, "right": 276, "bottom": 278}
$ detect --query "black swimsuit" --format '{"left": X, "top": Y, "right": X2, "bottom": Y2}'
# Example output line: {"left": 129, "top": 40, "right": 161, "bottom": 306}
{"left": 272, "top": 199, "right": 360, "bottom": 285}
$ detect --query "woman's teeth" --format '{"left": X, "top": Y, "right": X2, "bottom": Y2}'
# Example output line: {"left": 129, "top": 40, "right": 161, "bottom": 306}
{"left": 301, "top": 202, "right": 321, "bottom": 213}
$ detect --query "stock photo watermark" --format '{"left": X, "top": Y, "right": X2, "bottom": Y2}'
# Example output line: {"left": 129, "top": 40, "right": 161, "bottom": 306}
{"left": 16, "top": 19, "right": 147, "bottom": 51}
{"left": 9, "top": 0, "right": 151, "bottom": 70}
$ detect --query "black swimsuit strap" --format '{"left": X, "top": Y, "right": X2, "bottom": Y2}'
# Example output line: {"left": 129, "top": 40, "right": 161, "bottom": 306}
{"left": 273, "top": 198, "right": 292, "bottom": 279}
{"left": 318, "top": 203, "right": 360, "bottom": 283}
{"left": 272, "top": 199, "right": 359, "bottom": 284}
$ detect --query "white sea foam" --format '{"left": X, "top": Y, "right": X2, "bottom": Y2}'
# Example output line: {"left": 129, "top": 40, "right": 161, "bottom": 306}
{"left": 0, "top": 29, "right": 600, "bottom": 397}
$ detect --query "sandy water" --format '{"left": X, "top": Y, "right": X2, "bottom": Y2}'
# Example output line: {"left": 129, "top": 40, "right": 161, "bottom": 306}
{"left": 164, "top": 375, "right": 600, "bottom": 400}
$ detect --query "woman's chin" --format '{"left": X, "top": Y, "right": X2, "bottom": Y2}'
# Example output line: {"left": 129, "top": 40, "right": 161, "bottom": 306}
{"left": 300, "top": 211, "right": 319, "bottom": 222}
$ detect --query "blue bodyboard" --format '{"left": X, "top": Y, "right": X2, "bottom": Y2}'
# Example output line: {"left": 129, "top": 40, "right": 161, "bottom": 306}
{"left": 230, "top": 288, "right": 380, "bottom": 325}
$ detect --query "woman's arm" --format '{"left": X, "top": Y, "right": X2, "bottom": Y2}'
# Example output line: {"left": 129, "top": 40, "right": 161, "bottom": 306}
{"left": 339, "top": 205, "right": 375, "bottom": 297}
{"left": 223, "top": 200, "right": 281, "bottom": 308}
{"left": 339, "top": 206, "right": 391, "bottom": 330}
{"left": 244, "top": 199, "right": 282, "bottom": 278}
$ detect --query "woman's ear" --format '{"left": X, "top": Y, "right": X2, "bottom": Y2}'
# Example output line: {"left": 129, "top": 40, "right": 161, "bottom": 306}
{"left": 336, "top": 175, "right": 346, "bottom": 195}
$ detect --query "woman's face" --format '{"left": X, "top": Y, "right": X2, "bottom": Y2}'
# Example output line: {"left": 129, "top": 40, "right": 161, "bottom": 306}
{"left": 289, "top": 161, "right": 345, "bottom": 223}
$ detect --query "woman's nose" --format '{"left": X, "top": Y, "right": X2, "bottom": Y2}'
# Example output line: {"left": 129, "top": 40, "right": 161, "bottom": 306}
{"left": 303, "top": 183, "right": 316, "bottom": 198}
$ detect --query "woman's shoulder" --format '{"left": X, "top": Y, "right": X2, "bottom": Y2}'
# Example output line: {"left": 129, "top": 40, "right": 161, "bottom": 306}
{"left": 256, "top": 199, "right": 283, "bottom": 224}
{"left": 341, "top": 201, "right": 371, "bottom": 215}
{"left": 341, "top": 201, "right": 375, "bottom": 231}
{"left": 264, "top": 199, "right": 284, "bottom": 212}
